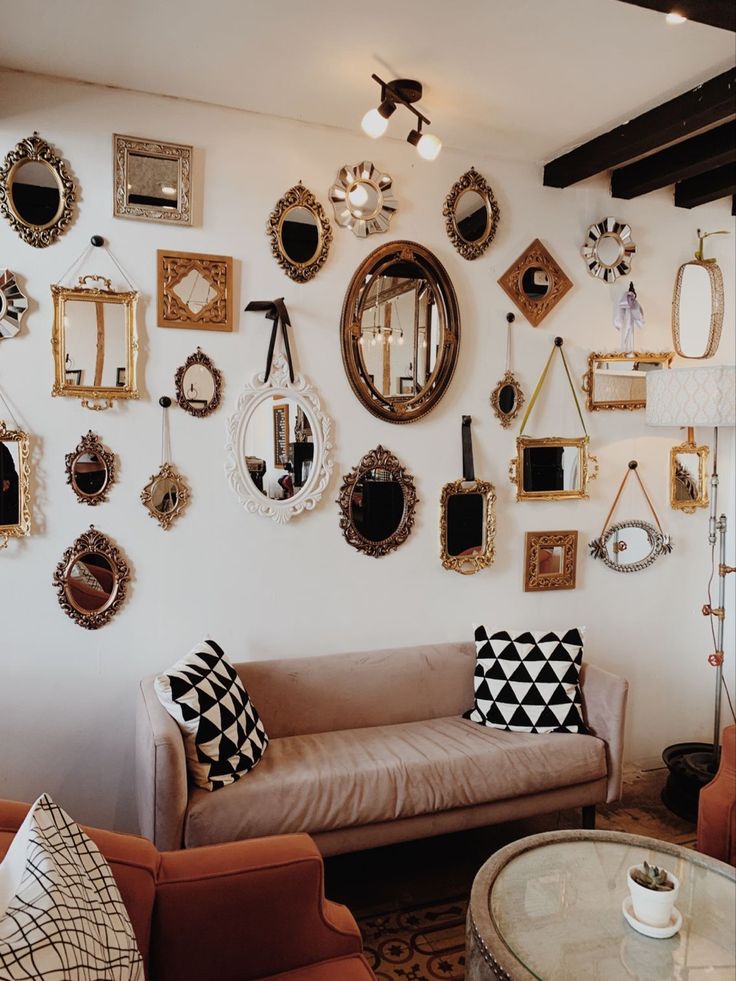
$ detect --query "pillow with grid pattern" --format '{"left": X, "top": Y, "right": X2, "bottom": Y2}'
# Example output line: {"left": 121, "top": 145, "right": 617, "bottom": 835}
{"left": 0, "top": 794, "right": 143, "bottom": 980}
{"left": 465, "top": 626, "right": 586, "bottom": 734}
{"left": 155, "top": 639, "right": 269, "bottom": 791}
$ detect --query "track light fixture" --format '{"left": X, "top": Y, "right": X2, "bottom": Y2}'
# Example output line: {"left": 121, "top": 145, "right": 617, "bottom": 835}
{"left": 361, "top": 73, "right": 442, "bottom": 160}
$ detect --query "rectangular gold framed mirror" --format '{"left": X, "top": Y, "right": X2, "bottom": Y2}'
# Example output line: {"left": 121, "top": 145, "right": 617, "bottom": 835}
{"left": 0, "top": 421, "right": 31, "bottom": 547}
{"left": 582, "top": 352, "right": 673, "bottom": 411}
{"left": 671, "top": 435, "right": 709, "bottom": 512}
{"left": 51, "top": 276, "right": 139, "bottom": 410}
{"left": 510, "top": 436, "right": 597, "bottom": 502}
{"left": 113, "top": 134, "right": 192, "bottom": 225}
{"left": 439, "top": 479, "right": 496, "bottom": 575}
{"left": 524, "top": 530, "right": 578, "bottom": 591}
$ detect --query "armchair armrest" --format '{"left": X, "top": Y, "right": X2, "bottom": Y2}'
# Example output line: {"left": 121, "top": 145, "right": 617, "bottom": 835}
{"left": 580, "top": 664, "right": 629, "bottom": 803}
{"left": 150, "top": 833, "right": 362, "bottom": 981}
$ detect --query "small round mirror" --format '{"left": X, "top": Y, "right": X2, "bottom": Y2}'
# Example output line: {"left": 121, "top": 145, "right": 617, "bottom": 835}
{"left": 72, "top": 452, "right": 108, "bottom": 497}
{"left": 65, "top": 552, "right": 116, "bottom": 613}
{"left": 176, "top": 348, "right": 222, "bottom": 417}
{"left": 521, "top": 266, "right": 550, "bottom": 300}
{"left": 350, "top": 468, "right": 405, "bottom": 543}
{"left": 347, "top": 180, "right": 381, "bottom": 220}
{"left": 9, "top": 159, "right": 62, "bottom": 227}
{"left": 498, "top": 384, "right": 517, "bottom": 415}
{"left": 280, "top": 206, "right": 320, "bottom": 265}
{"left": 454, "top": 189, "right": 488, "bottom": 243}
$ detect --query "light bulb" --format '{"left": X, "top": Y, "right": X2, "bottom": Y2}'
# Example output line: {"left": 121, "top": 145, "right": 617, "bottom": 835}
{"left": 666, "top": 11, "right": 686, "bottom": 23}
{"left": 416, "top": 132, "right": 442, "bottom": 161}
{"left": 348, "top": 183, "right": 369, "bottom": 208}
{"left": 361, "top": 108, "right": 388, "bottom": 139}
{"left": 160, "top": 184, "right": 177, "bottom": 196}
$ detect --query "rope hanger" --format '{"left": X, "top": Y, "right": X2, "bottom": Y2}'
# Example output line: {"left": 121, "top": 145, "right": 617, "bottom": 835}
{"left": 55, "top": 236, "right": 138, "bottom": 290}
{"left": 518, "top": 337, "right": 587, "bottom": 437}
{"left": 592, "top": 460, "right": 672, "bottom": 551}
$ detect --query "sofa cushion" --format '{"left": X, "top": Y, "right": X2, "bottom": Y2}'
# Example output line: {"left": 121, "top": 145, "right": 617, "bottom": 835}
{"left": 184, "top": 716, "right": 606, "bottom": 847}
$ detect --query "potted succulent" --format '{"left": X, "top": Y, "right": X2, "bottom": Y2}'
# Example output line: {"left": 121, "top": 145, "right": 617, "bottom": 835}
{"left": 627, "top": 861, "right": 680, "bottom": 928}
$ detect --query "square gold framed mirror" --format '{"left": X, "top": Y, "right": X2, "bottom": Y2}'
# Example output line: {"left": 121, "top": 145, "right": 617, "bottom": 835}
{"left": 157, "top": 250, "right": 233, "bottom": 331}
{"left": 582, "top": 351, "right": 673, "bottom": 411}
{"left": 113, "top": 134, "right": 192, "bottom": 225}
{"left": 510, "top": 436, "right": 597, "bottom": 502}
{"left": 524, "top": 530, "right": 578, "bottom": 591}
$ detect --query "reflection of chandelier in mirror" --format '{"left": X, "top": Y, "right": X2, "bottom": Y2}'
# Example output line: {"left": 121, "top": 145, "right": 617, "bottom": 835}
{"left": 360, "top": 74, "right": 442, "bottom": 161}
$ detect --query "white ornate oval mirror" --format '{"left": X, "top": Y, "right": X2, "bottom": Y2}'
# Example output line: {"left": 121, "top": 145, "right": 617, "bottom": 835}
{"left": 225, "top": 354, "right": 333, "bottom": 523}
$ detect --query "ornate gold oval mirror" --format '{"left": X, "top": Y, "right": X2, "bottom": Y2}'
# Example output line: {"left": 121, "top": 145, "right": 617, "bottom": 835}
{"left": 0, "top": 421, "right": 30, "bottom": 548}
{"left": 268, "top": 183, "right": 332, "bottom": 283}
{"left": 175, "top": 348, "right": 222, "bottom": 417}
{"left": 509, "top": 436, "right": 598, "bottom": 502}
{"left": 338, "top": 446, "right": 417, "bottom": 557}
{"left": 0, "top": 134, "right": 76, "bottom": 247}
{"left": 673, "top": 260, "right": 724, "bottom": 359}
{"left": 581, "top": 218, "right": 636, "bottom": 282}
{"left": 443, "top": 167, "right": 500, "bottom": 260}
{"left": 0, "top": 270, "right": 28, "bottom": 340}
{"left": 498, "top": 239, "right": 573, "bottom": 327}
{"left": 440, "top": 480, "right": 496, "bottom": 575}
{"left": 113, "top": 134, "right": 192, "bottom": 225}
{"left": 329, "top": 161, "right": 397, "bottom": 237}
{"left": 582, "top": 352, "right": 673, "bottom": 411}
{"left": 65, "top": 431, "right": 115, "bottom": 505}
{"left": 491, "top": 374, "right": 524, "bottom": 427}
{"left": 53, "top": 526, "right": 130, "bottom": 629}
{"left": 142, "top": 463, "right": 190, "bottom": 529}
{"left": 51, "top": 275, "right": 139, "bottom": 410}
{"left": 341, "top": 241, "right": 460, "bottom": 423}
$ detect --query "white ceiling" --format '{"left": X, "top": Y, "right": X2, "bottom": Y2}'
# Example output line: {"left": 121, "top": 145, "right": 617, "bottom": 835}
{"left": 1, "top": 0, "right": 733, "bottom": 161}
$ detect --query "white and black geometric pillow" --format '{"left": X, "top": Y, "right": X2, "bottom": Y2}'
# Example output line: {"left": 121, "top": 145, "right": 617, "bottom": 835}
{"left": 465, "top": 626, "right": 586, "bottom": 734}
{"left": 155, "top": 639, "right": 269, "bottom": 792}
{"left": 0, "top": 794, "right": 143, "bottom": 980}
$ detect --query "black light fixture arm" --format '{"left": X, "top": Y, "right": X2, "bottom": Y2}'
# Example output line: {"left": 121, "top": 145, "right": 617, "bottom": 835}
{"left": 370, "top": 73, "right": 431, "bottom": 127}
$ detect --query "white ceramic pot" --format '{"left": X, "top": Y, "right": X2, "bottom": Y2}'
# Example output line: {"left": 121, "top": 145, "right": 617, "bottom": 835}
{"left": 627, "top": 864, "right": 680, "bottom": 928}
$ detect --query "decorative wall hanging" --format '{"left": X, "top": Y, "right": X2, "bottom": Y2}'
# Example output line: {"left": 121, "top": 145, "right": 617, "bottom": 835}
{"left": 589, "top": 460, "right": 672, "bottom": 572}
{"left": 490, "top": 312, "right": 524, "bottom": 428}
{"left": 53, "top": 526, "right": 130, "bottom": 629}
{"left": 340, "top": 240, "right": 460, "bottom": 424}
{"left": 439, "top": 417, "right": 495, "bottom": 575}
{"left": 141, "top": 397, "right": 190, "bottom": 529}
{"left": 0, "top": 133, "right": 76, "bottom": 248}
{"left": 442, "top": 167, "right": 500, "bottom": 261}
{"left": 498, "top": 239, "right": 572, "bottom": 327}
{"left": 524, "top": 530, "right": 578, "bottom": 592}
{"left": 509, "top": 337, "right": 597, "bottom": 501}
{"left": 0, "top": 270, "right": 28, "bottom": 339}
{"left": 582, "top": 351, "right": 673, "bottom": 412}
{"left": 670, "top": 430, "right": 709, "bottom": 513}
{"left": 613, "top": 281, "right": 645, "bottom": 353}
{"left": 581, "top": 217, "right": 636, "bottom": 282}
{"left": 267, "top": 183, "right": 332, "bottom": 283}
{"left": 0, "top": 417, "right": 31, "bottom": 549}
{"left": 174, "top": 348, "right": 222, "bottom": 417}
{"left": 226, "top": 299, "right": 333, "bottom": 523}
{"left": 338, "top": 446, "right": 416, "bottom": 557}
{"left": 328, "top": 161, "right": 397, "bottom": 237}
{"left": 113, "top": 134, "right": 192, "bottom": 225}
{"left": 65, "top": 431, "right": 116, "bottom": 506}
{"left": 157, "top": 250, "right": 233, "bottom": 331}
{"left": 672, "top": 230, "right": 726, "bottom": 360}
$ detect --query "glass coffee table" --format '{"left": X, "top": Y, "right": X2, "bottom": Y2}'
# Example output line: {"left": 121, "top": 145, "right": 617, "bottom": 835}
{"left": 466, "top": 829, "right": 735, "bottom": 980}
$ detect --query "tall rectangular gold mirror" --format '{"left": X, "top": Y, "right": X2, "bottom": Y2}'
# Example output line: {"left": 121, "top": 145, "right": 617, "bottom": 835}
{"left": 582, "top": 352, "right": 673, "bottom": 411}
{"left": 439, "top": 479, "right": 496, "bottom": 575}
{"left": 510, "top": 436, "right": 597, "bottom": 502}
{"left": 51, "top": 276, "right": 139, "bottom": 410}
{"left": 671, "top": 435, "right": 709, "bottom": 512}
{"left": 0, "top": 421, "right": 30, "bottom": 547}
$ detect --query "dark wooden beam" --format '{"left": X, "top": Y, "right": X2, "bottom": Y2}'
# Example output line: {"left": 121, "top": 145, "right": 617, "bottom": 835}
{"left": 612, "top": 121, "right": 736, "bottom": 198}
{"left": 732, "top": 195, "right": 736, "bottom": 216}
{"left": 544, "top": 68, "right": 736, "bottom": 188}
{"left": 674, "top": 162, "right": 736, "bottom": 207}
{"left": 616, "top": 0, "right": 735, "bottom": 33}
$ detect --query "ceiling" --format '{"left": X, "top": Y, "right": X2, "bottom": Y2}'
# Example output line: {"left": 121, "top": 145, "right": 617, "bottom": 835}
{"left": 0, "top": 0, "right": 733, "bottom": 162}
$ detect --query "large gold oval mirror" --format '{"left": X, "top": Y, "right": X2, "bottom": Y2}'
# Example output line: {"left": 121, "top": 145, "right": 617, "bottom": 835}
{"left": 267, "top": 183, "right": 332, "bottom": 283}
{"left": 0, "top": 134, "right": 76, "bottom": 247}
{"left": 53, "top": 526, "right": 130, "bottom": 629}
{"left": 340, "top": 241, "right": 460, "bottom": 423}
{"left": 443, "top": 167, "right": 500, "bottom": 260}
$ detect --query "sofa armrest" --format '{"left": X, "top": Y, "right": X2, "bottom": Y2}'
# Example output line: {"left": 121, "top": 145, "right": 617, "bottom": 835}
{"left": 150, "top": 834, "right": 363, "bottom": 981}
{"left": 135, "top": 678, "right": 188, "bottom": 850}
{"left": 580, "top": 663, "right": 629, "bottom": 804}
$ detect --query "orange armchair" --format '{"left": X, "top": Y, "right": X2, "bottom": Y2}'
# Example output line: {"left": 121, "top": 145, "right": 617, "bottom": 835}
{"left": 0, "top": 801, "right": 374, "bottom": 981}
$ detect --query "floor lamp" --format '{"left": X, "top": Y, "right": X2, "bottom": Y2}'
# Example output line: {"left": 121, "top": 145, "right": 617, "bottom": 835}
{"left": 647, "top": 364, "right": 736, "bottom": 820}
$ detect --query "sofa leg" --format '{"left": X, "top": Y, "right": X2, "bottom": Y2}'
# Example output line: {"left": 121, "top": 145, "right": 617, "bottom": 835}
{"left": 581, "top": 805, "right": 596, "bottom": 830}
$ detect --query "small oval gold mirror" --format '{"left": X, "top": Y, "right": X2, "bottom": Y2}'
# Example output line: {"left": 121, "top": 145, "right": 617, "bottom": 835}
{"left": 175, "top": 348, "right": 222, "bottom": 417}
{"left": 443, "top": 168, "right": 500, "bottom": 260}
{"left": 65, "top": 431, "right": 115, "bottom": 505}
{"left": 53, "top": 526, "right": 130, "bottom": 629}
{"left": 0, "top": 134, "right": 76, "bottom": 247}
{"left": 338, "top": 446, "right": 417, "bottom": 557}
{"left": 268, "top": 183, "right": 332, "bottom": 282}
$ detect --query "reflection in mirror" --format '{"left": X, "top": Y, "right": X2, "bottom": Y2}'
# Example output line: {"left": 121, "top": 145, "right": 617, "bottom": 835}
{"left": 671, "top": 440, "right": 708, "bottom": 512}
{"left": 157, "top": 250, "right": 233, "bottom": 331}
{"left": 524, "top": 530, "right": 577, "bottom": 591}
{"left": 280, "top": 206, "right": 319, "bottom": 264}
{"left": 606, "top": 525, "right": 656, "bottom": 565}
{"left": 447, "top": 492, "right": 484, "bottom": 556}
{"left": 338, "top": 446, "right": 416, "bottom": 557}
{"left": 127, "top": 153, "right": 179, "bottom": 210}
{"left": 584, "top": 352, "right": 673, "bottom": 411}
{"left": 0, "top": 424, "right": 30, "bottom": 544}
{"left": 0, "top": 270, "right": 28, "bottom": 340}
{"left": 66, "top": 552, "right": 115, "bottom": 613}
{"left": 1, "top": 134, "right": 76, "bottom": 247}
{"left": 596, "top": 234, "right": 623, "bottom": 267}
{"left": 243, "top": 396, "right": 315, "bottom": 501}
{"left": 499, "top": 385, "right": 517, "bottom": 415}
{"left": 183, "top": 364, "right": 215, "bottom": 407}
{"left": 455, "top": 190, "right": 488, "bottom": 243}
{"left": 491, "top": 369, "right": 524, "bottom": 429}
{"left": 512, "top": 437, "right": 596, "bottom": 501}
{"left": 54, "top": 527, "right": 129, "bottom": 628}
{"left": 673, "top": 260, "right": 724, "bottom": 359}
{"left": 74, "top": 454, "right": 106, "bottom": 495}
{"left": 674, "top": 457, "right": 698, "bottom": 502}
{"left": 348, "top": 181, "right": 381, "bottom": 219}
{"left": 113, "top": 135, "right": 192, "bottom": 225}
{"left": 10, "top": 160, "right": 61, "bottom": 227}
{"left": 521, "top": 266, "right": 549, "bottom": 300}
{"left": 141, "top": 463, "right": 189, "bottom": 529}
{"left": 175, "top": 348, "right": 222, "bottom": 417}
{"left": 440, "top": 479, "right": 495, "bottom": 574}
{"left": 172, "top": 269, "right": 217, "bottom": 313}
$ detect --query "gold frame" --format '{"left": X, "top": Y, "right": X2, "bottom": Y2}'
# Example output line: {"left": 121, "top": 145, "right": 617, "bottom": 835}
{"left": 509, "top": 436, "right": 597, "bottom": 502}
{"left": 52, "top": 526, "right": 130, "bottom": 630}
{"left": 328, "top": 161, "right": 397, "bottom": 237}
{"left": 490, "top": 370, "right": 524, "bottom": 428}
{"left": 442, "top": 167, "right": 500, "bottom": 261}
{"left": 0, "top": 133, "right": 76, "bottom": 248}
{"left": 672, "top": 259, "right": 724, "bottom": 359}
{"left": 51, "top": 275, "right": 139, "bottom": 410}
{"left": 337, "top": 445, "right": 417, "bottom": 558}
{"left": 498, "top": 239, "right": 573, "bottom": 327}
{"left": 174, "top": 347, "right": 223, "bottom": 418}
{"left": 670, "top": 440, "right": 709, "bottom": 513}
{"left": 0, "top": 420, "right": 31, "bottom": 548}
{"left": 157, "top": 250, "right": 233, "bottom": 331}
{"left": 582, "top": 351, "right": 674, "bottom": 411}
{"left": 439, "top": 479, "right": 496, "bottom": 575}
{"left": 267, "top": 183, "right": 332, "bottom": 283}
{"left": 112, "top": 134, "right": 192, "bottom": 225}
{"left": 141, "top": 463, "right": 190, "bottom": 530}
{"left": 524, "top": 530, "right": 578, "bottom": 591}
{"left": 65, "top": 431, "right": 116, "bottom": 506}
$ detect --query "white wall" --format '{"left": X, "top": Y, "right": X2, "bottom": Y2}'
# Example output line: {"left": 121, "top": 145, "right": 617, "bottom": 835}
{"left": 0, "top": 69, "right": 733, "bottom": 833}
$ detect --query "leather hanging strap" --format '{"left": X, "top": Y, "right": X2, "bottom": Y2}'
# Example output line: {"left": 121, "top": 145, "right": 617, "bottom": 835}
{"left": 598, "top": 461, "right": 666, "bottom": 538}
{"left": 462, "top": 415, "right": 475, "bottom": 482}
{"left": 519, "top": 338, "right": 587, "bottom": 437}
{"left": 244, "top": 298, "right": 295, "bottom": 382}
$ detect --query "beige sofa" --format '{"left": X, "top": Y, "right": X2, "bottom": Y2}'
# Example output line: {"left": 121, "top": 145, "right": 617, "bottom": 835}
{"left": 136, "top": 642, "right": 628, "bottom": 854}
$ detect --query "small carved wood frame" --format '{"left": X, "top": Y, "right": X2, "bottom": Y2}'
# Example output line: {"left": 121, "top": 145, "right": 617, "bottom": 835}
{"left": 0, "top": 420, "right": 31, "bottom": 548}
{"left": 582, "top": 351, "right": 674, "bottom": 411}
{"left": 0, "top": 133, "right": 76, "bottom": 248}
{"left": 267, "top": 183, "right": 332, "bottom": 283}
{"left": 52, "top": 526, "right": 130, "bottom": 630}
{"left": 157, "top": 250, "right": 233, "bottom": 331}
{"left": 440, "top": 479, "right": 496, "bottom": 575}
{"left": 490, "top": 371, "right": 525, "bottom": 428}
{"left": 113, "top": 134, "right": 192, "bottom": 225}
{"left": 524, "top": 530, "right": 578, "bottom": 592}
{"left": 174, "top": 347, "right": 223, "bottom": 418}
{"left": 442, "top": 167, "right": 500, "bottom": 261}
{"left": 141, "top": 463, "right": 190, "bottom": 530}
{"left": 65, "top": 431, "right": 116, "bottom": 506}
{"left": 497, "top": 239, "right": 573, "bottom": 327}
{"left": 337, "top": 445, "right": 417, "bottom": 558}
{"left": 509, "top": 436, "right": 598, "bottom": 502}
{"left": 670, "top": 441, "right": 709, "bottom": 513}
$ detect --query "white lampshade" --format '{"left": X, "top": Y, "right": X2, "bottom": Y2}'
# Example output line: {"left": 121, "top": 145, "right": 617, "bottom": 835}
{"left": 646, "top": 365, "right": 736, "bottom": 428}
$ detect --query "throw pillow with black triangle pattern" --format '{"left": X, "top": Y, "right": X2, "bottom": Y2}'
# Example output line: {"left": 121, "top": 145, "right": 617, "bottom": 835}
{"left": 155, "top": 639, "right": 269, "bottom": 791}
{"left": 464, "top": 626, "right": 586, "bottom": 734}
